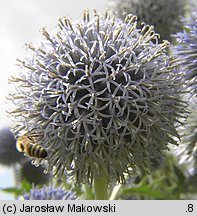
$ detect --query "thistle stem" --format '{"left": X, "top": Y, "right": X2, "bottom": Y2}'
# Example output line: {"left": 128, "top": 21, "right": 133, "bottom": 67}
{"left": 93, "top": 168, "right": 108, "bottom": 200}
{"left": 82, "top": 184, "right": 94, "bottom": 200}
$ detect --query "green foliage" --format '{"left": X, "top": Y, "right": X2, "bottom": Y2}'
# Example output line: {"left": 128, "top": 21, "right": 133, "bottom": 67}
{"left": 1, "top": 187, "right": 23, "bottom": 197}
{"left": 113, "top": 154, "right": 197, "bottom": 200}
{"left": 1, "top": 179, "right": 31, "bottom": 198}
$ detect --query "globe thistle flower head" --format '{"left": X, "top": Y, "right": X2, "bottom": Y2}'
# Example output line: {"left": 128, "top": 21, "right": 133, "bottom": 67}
{"left": 178, "top": 101, "right": 197, "bottom": 174}
{"left": 0, "top": 127, "right": 25, "bottom": 165}
{"left": 17, "top": 160, "right": 50, "bottom": 185}
{"left": 18, "top": 186, "right": 77, "bottom": 200}
{"left": 112, "top": 0, "right": 186, "bottom": 42}
{"left": 8, "top": 10, "right": 187, "bottom": 184}
{"left": 172, "top": 11, "right": 197, "bottom": 97}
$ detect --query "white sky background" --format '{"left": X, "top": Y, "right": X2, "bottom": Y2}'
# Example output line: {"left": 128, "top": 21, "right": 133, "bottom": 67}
{"left": 0, "top": 0, "right": 108, "bottom": 200}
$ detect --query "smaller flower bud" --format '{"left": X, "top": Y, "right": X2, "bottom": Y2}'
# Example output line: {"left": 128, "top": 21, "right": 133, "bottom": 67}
{"left": 18, "top": 186, "right": 77, "bottom": 200}
{"left": 112, "top": 0, "right": 186, "bottom": 42}
{"left": 18, "top": 160, "right": 50, "bottom": 185}
{"left": 0, "top": 127, "right": 25, "bottom": 165}
{"left": 172, "top": 11, "right": 197, "bottom": 97}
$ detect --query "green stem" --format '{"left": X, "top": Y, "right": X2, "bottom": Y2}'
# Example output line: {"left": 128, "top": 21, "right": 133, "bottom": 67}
{"left": 93, "top": 168, "right": 108, "bottom": 200}
{"left": 82, "top": 184, "right": 94, "bottom": 200}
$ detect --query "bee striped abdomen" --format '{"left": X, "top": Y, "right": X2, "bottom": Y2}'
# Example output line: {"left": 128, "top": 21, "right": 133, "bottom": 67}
{"left": 16, "top": 132, "right": 47, "bottom": 159}
{"left": 26, "top": 144, "right": 47, "bottom": 159}
{"left": 34, "top": 145, "right": 48, "bottom": 158}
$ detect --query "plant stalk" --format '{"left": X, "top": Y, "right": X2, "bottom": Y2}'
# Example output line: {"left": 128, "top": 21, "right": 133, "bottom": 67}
{"left": 93, "top": 168, "right": 108, "bottom": 200}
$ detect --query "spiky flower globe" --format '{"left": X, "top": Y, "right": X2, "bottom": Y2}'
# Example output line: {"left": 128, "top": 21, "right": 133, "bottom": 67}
{"left": 172, "top": 11, "right": 197, "bottom": 97}
{"left": 178, "top": 101, "right": 197, "bottom": 174}
{"left": 18, "top": 160, "right": 50, "bottom": 185}
{"left": 112, "top": 0, "right": 186, "bottom": 42}
{"left": 8, "top": 10, "right": 186, "bottom": 185}
{"left": 18, "top": 186, "right": 76, "bottom": 200}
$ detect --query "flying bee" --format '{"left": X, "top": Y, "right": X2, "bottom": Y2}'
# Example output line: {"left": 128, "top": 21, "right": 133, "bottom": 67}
{"left": 16, "top": 132, "right": 48, "bottom": 159}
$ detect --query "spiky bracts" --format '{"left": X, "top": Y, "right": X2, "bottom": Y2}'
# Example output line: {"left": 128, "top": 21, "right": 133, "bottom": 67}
{"left": 113, "top": 0, "right": 186, "bottom": 42}
{"left": 172, "top": 11, "right": 197, "bottom": 97}
{"left": 8, "top": 10, "right": 186, "bottom": 184}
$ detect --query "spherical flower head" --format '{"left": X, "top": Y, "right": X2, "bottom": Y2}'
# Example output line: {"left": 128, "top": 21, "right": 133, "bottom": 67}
{"left": 112, "top": 0, "right": 186, "bottom": 42}
{"left": 0, "top": 127, "right": 25, "bottom": 165}
{"left": 178, "top": 100, "right": 197, "bottom": 174}
{"left": 8, "top": 10, "right": 186, "bottom": 184}
{"left": 172, "top": 11, "right": 197, "bottom": 97}
{"left": 18, "top": 186, "right": 76, "bottom": 200}
{"left": 18, "top": 160, "right": 50, "bottom": 185}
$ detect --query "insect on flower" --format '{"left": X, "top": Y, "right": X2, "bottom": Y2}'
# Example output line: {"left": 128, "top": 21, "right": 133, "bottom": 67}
{"left": 16, "top": 132, "right": 48, "bottom": 159}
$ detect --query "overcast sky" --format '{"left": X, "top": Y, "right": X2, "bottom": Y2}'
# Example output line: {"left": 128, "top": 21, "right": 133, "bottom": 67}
{"left": 0, "top": 0, "right": 108, "bottom": 200}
